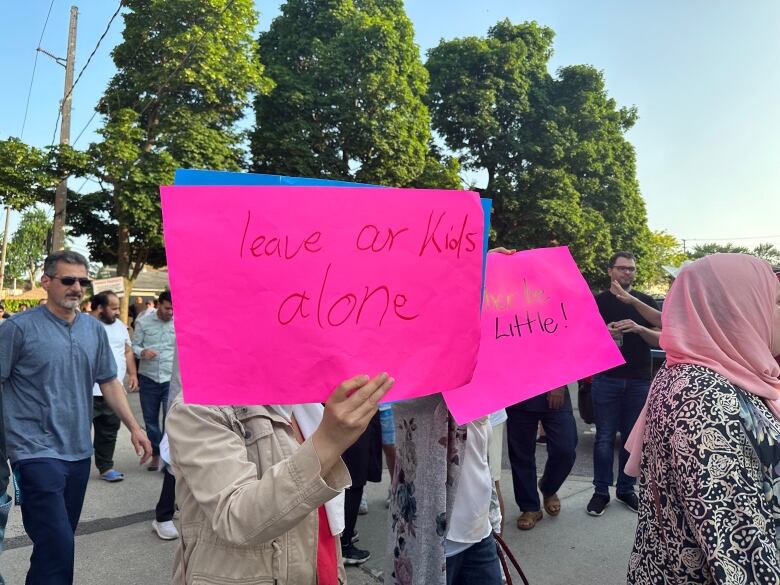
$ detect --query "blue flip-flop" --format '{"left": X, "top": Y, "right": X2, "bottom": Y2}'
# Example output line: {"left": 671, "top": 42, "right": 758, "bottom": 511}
{"left": 100, "top": 470, "right": 125, "bottom": 482}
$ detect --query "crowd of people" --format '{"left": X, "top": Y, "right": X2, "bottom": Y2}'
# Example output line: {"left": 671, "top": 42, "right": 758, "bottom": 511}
{"left": 0, "top": 247, "right": 778, "bottom": 584}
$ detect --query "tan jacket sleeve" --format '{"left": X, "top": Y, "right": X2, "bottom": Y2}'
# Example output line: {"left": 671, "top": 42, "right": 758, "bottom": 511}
{"left": 167, "top": 401, "right": 350, "bottom": 546}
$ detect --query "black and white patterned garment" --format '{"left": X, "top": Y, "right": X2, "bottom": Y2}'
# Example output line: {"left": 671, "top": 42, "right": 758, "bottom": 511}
{"left": 627, "top": 363, "right": 780, "bottom": 584}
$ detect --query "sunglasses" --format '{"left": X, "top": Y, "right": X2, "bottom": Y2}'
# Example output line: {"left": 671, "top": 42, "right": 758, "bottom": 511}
{"left": 51, "top": 276, "right": 92, "bottom": 287}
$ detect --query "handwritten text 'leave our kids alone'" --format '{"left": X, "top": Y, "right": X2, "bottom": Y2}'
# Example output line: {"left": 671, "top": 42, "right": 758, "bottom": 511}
{"left": 239, "top": 209, "right": 480, "bottom": 329}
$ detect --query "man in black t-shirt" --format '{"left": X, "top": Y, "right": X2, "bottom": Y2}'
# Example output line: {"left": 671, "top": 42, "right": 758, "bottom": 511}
{"left": 586, "top": 251, "right": 660, "bottom": 518}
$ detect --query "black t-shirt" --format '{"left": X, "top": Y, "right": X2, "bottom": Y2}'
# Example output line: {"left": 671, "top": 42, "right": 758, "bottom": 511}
{"left": 595, "top": 289, "right": 659, "bottom": 380}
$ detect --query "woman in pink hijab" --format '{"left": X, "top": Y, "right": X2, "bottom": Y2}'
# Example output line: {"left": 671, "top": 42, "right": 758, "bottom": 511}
{"left": 627, "top": 253, "right": 780, "bottom": 584}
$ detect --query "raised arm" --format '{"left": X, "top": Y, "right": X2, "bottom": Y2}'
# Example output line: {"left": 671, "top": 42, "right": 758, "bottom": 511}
{"left": 610, "top": 280, "right": 661, "bottom": 328}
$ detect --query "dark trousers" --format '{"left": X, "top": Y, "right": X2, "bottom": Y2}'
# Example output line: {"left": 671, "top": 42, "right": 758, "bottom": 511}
{"left": 340, "top": 485, "right": 364, "bottom": 547}
{"left": 92, "top": 396, "right": 121, "bottom": 473}
{"left": 139, "top": 375, "right": 170, "bottom": 456}
{"left": 156, "top": 468, "right": 176, "bottom": 522}
{"left": 12, "top": 457, "right": 90, "bottom": 585}
{"left": 0, "top": 395, "right": 9, "bottom": 496}
{"left": 591, "top": 375, "right": 650, "bottom": 496}
{"left": 446, "top": 534, "right": 502, "bottom": 585}
{"left": 506, "top": 406, "right": 578, "bottom": 512}
{"left": 0, "top": 396, "right": 10, "bottom": 585}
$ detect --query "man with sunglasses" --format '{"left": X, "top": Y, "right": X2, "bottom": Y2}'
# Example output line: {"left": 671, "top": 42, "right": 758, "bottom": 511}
{"left": 586, "top": 251, "right": 660, "bottom": 518}
{"left": 0, "top": 250, "right": 152, "bottom": 584}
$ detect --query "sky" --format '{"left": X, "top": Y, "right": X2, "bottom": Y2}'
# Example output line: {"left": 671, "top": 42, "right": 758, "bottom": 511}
{"left": 2, "top": 0, "right": 779, "bottom": 259}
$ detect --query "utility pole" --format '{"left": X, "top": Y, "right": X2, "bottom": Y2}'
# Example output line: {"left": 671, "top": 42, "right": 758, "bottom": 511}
{"left": 51, "top": 6, "right": 78, "bottom": 252}
{"left": 0, "top": 203, "right": 11, "bottom": 298}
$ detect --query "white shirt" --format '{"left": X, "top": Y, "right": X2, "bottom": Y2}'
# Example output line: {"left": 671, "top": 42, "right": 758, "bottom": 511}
{"left": 93, "top": 319, "right": 131, "bottom": 396}
{"left": 488, "top": 409, "right": 507, "bottom": 427}
{"left": 445, "top": 417, "right": 494, "bottom": 557}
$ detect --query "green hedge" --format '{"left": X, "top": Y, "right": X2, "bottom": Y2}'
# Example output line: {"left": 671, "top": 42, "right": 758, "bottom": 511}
{"left": 0, "top": 298, "right": 47, "bottom": 312}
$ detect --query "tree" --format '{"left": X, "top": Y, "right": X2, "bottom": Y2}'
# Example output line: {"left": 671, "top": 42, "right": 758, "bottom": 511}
{"left": 750, "top": 243, "right": 780, "bottom": 265}
{"left": 0, "top": 138, "right": 52, "bottom": 210}
{"left": 68, "top": 0, "right": 270, "bottom": 319}
{"left": 426, "top": 20, "right": 652, "bottom": 287}
{"left": 426, "top": 20, "right": 554, "bottom": 194}
{"left": 638, "top": 230, "right": 687, "bottom": 289}
{"left": 0, "top": 137, "right": 58, "bottom": 291}
{"left": 251, "top": 0, "right": 431, "bottom": 186}
{"left": 689, "top": 241, "right": 780, "bottom": 265}
{"left": 3, "top": 208, "right": 51, "bottom": 287}
{"left": 410, "top": 143, "right": 462, "bottom": 190}
{"left": 688, "top": 242, "right": 750, "bottom": 259}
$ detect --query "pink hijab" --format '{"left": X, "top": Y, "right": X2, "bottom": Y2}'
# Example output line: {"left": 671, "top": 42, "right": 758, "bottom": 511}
{"left": 625, "top": 253, "right": 780, "bottom": 476}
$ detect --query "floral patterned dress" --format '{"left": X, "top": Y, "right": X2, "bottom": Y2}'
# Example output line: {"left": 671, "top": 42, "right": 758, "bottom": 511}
{"left": 628, "top": 363, "right": 780, "bottom": 584}
{"left": 385, "top": 394, "right": 467, "bottom": 585}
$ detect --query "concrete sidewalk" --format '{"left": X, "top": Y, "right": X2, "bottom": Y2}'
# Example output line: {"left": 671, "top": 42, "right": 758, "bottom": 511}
{"left": 1, "top": 395, "right": 636, "bottom": 584}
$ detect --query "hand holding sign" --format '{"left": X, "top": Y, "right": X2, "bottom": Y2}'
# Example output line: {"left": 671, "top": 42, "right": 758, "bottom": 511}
{"left": 313, "top": 372, "right": 395, "bottom": 475}
{"left": 443, "top": 246, "right": 625, "bottom": 424}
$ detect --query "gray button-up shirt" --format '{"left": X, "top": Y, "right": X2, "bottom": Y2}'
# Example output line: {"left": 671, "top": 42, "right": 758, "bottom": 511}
{"left": 132, "top": 311, "right": 176, "bottom": 383}
{"left": 0, "top": 306, "right": 117, "bottom": 463}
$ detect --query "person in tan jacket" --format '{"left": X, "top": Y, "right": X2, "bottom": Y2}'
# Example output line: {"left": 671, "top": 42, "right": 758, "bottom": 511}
{"left": 166, "top": 371, "right": 394, "bottom": 585}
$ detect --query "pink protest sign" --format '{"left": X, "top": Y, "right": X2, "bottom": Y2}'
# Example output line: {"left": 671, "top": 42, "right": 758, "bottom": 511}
{"left": 443, "top": 247, "right": 624, "bottom": 424}
{"left": 160, "top": 185, "right": 484, "bottom": 405}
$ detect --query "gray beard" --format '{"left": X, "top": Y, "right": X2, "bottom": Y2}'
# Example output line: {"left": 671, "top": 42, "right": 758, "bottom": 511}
{"left": 58, "top": 298, "right": 80, "bottom": 310}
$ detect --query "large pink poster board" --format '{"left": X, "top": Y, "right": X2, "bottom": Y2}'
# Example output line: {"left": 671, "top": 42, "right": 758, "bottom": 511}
{"left": 160, "top": 185, "right": 484, "bottom": 405}
{"left": 443, "top": 247, "right": 625, "bottom": 424}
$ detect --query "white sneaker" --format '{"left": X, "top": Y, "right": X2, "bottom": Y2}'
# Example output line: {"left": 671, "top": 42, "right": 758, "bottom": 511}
{"left": 358, "top": 495, "right": 368, "bottom": 515}
{"left": 152, "top": 519, "right": 179, "bottom": 540}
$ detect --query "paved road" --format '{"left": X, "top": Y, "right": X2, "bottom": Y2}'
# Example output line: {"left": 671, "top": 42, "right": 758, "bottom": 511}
{"left": 2, "top": 393, "right": 636, "bottom": 584}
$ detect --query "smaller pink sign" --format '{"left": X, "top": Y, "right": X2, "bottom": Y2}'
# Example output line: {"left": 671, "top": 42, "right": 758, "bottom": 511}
{"left": 443, "top": 247, "right": 625, "bottom": 424}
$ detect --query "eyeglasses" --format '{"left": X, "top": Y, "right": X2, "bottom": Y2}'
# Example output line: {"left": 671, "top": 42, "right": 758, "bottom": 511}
{"left": 51, "top": 276, "right": 92, "bottom": 287}
{"left": 611, "top": 266, "right": 636, "bottom": 273}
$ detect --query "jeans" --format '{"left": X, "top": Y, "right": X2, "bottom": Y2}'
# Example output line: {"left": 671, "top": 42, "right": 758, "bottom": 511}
{"left": 139, "top": 375, "right": 170, "bottom": 456}
{"left": 92, "top": 396, "right": 121, "bottom": 473}
{"left": 506, "top": 406, "right": 578, "bottom": 512}
{"left": 12, "top": 457, "right": 91, "bottom": 585}
{"left": 379, "top": 407, "right": 396, "bottom": 446}
{"left": 591, "top": 375, "right": 650, "bottom": 496}
{"left": 0, "top": 393, "right": 10, "bottom": 585}
{"left": 446, "top": 534, "right": 502, "bottom": 585}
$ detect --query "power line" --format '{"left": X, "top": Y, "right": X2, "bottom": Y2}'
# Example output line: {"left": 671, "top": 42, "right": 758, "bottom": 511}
{"left": 75, "top": 177, "right": 102, "bottom": 195}
{"left": 20, "top": 0, "right": 57, "bottom": 138}
{"left": 72, "top": 107, "right": 100, "bottom": 146}
{"left": 50, "top": 110, "right": 62, "bottom": 146}
{"left": 682, "top": 235, "right": 780, "bottom": 242}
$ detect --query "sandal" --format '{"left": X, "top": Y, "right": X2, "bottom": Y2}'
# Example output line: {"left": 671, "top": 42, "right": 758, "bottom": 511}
{"left": 99, "top": 469, "right": 125, "bottom": 482}
{"left": 516, "top": 511, "right": 543, "bottom": 530}
{"left": 543, "top": 493, "right": 561, "bottom": 516}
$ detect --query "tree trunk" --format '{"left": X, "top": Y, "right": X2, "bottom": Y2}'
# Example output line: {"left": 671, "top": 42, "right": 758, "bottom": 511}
{"left": 0, "top": 204, "right": 11, "bottom": 297}
{"left": 117, "top": 221, "right": 131, "bottom": 323}
{"left": 120, "top": 277, "right": 134, "bottom": 325}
